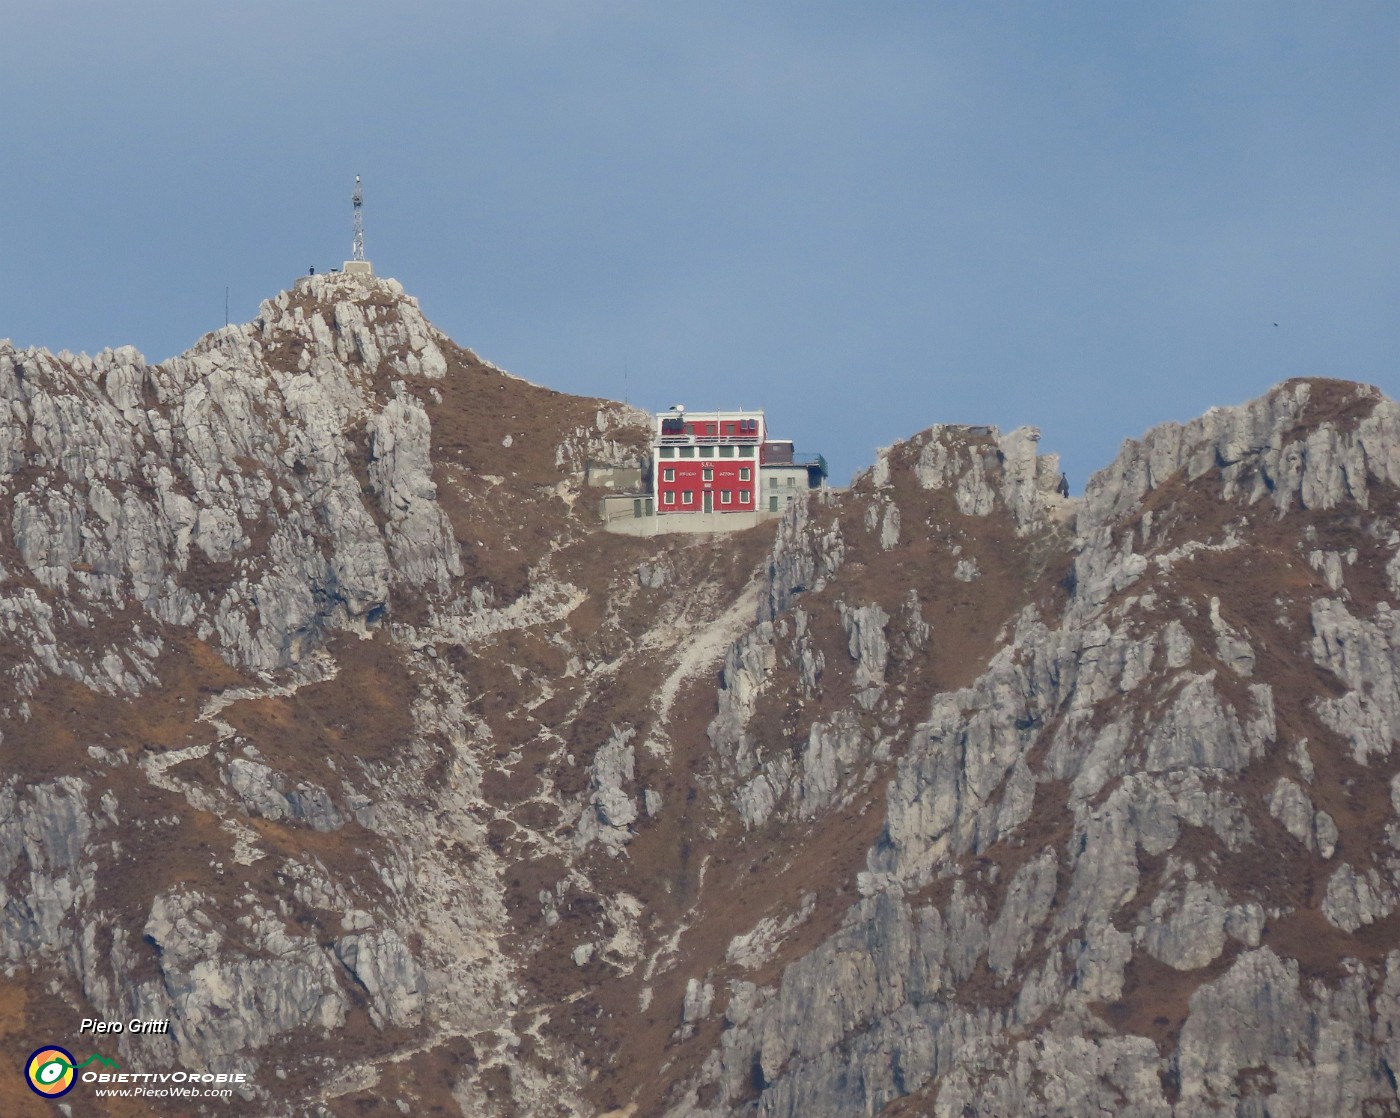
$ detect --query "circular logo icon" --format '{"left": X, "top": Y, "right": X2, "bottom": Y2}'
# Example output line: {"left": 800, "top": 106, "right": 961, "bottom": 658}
{"left": 26, "top": 1046, "right": 77, "bottom": 1097}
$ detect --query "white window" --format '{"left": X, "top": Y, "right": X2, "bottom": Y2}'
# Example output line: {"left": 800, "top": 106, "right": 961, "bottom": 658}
{"left": 739, "top": 490, "right": 749, "bottom": 504}
{"left": 786, "top": 476, "right": 796, "bottom": 487}
{"left": 739, "top": 467, "right": 750, "bottom": 481}
{"left": 702, "top": 468, "right": 713, "bottom": 481}
{"left": 769, "top": 477, "right": 779, "bottom": 489}
{"left": 659, "top": 446, "right": 675, "bottom": 458}
{"left": 682, "top": 491, "right": 693, "bottom": 505}
{"left": 700, "top": 446, "right": 715, "bottom": 458}
{"left": 663, "top": 491, "right": 675, "bottom": 505}
{"left": 663, "top": 468, "right": 675, "bottom": 482}
{"left": 720, "top": 490, "right": 731, "bottom": 505}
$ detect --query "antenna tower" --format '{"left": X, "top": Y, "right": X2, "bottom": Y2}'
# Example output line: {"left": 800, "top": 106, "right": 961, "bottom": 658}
{"left": 351, "top": 176, "right": 365, "bottom": 262}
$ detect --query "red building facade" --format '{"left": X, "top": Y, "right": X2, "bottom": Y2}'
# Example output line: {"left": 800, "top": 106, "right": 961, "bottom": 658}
{"left": 652, "top": 409, "right": 763, "bottom": 514}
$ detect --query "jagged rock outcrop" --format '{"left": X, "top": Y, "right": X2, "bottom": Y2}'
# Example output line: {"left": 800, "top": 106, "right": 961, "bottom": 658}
{"left": 141, "top": 890, "right": 349, "bottom": 1063}
{"left": 901, "top": 423, "right": 1067, "bottom": 531}
{"left": 577, "top": 726, "right": 639, "bottom": 850}
{"left": 0, "top": 778, "right": 93, "bottom": 960}
{"left": 0, "top": 276, "right": 435, "bottom": 677}
{"left": 225, "top": 756, "right": 346, "bottom": 832}
{"left": 762, "top": 497, "right": 844, "bottom": 621}
{"left": 334, "top": 928, "right": 425, "bottom": 1029}
{"left": 0, "top": 272, "right": 652, "bottom": 1115}
{"left": 7, "top": 273, "right": 1400, "bottom": 1118}
{"left": 663, "top": 380, "right": 1400, "bottom": 1118}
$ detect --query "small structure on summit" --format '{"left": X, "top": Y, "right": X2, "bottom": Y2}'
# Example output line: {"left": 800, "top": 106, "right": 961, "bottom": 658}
{"left": 598, "top": 406, "right": 828, "bottom": 535}
{"left": 343, "top": 175, "right": 373, "bottom": 277}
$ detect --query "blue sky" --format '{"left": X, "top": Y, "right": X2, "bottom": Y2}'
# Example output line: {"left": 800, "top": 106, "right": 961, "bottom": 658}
{"left": 4, "top": 2, "right": 1398, "bottom": 487}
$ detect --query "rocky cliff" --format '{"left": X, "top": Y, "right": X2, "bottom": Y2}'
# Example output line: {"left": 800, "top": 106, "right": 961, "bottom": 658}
{"left": 3, "top": 275, "right": 1400, "bottom": 1117}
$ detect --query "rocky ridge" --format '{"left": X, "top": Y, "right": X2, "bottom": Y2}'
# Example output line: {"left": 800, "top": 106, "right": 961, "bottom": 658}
{"left": 2, "top": 276, "right": 1400, "bottom": 1118}
{"left": 662, "top": 379, "right": 1400, "bottom": 1117}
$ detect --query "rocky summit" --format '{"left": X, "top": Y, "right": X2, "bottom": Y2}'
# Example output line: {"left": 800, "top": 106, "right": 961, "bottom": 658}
{"left": 3, "top": 273, "right": 1400, "bottom": 1117}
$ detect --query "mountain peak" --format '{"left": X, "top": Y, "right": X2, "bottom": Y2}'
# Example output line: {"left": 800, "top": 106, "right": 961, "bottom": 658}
{"left": 5, "top": 276, "right": 1400, "bottom": 1116}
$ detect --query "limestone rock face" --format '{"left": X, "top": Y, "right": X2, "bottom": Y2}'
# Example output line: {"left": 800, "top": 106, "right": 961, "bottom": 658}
{"left": 661, "top": 380, "right": 1400, "bottom": 1118}
{"left": 1142, "top": 878, "right": 1231, "bottom": 970}
{"left": 0, "top": 778, "right": 93, "bottom": 961}
{"left": 1323, "top": 863, "right": 1397, "bottom": 932}
{"left": 762, "top": 495, "right": 845, "bottom": 620}
{"left": 368, "top": 393, "right": 463, "bottom": 588}
{"left": 577, "top": 725, "right": 639, "bottom": 849}
{"left": 141, "top": 889, "right": 349, "bottom": 1065}
{"left": 0, "top": 273, "right": 653, "bottom": 1115}
{"left": 6, "top": 280, "right": 1400, "bottom": 1118}
{"left": 334, "top": 928, "right": 425, "bottom": 1028}
{"left": 907, "top": 423, "right": 1067, "bottom": 532}
{"left": 0, "top": 275, "right": 447, "bottom": 677}
{"left": 839, "top": 601, "right": 889, "bottom": 690}
{"left": 225, "top": 756, "right": 347, "bottom": 831}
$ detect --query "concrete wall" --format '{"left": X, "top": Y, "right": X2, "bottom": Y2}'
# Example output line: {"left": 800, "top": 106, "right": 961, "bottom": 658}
{"left": 599, "top": 494, "right": 653, "bottom": 524}
{"left": 587, "top": 464, "right": 645, "bottom": 491}
{"left": 602, "top": 509, "right": 779, "bottom": 537}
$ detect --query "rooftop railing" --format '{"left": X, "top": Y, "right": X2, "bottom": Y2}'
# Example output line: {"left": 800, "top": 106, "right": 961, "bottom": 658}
{"left": 655, "top": 434, "right": 762, "bottom": 445}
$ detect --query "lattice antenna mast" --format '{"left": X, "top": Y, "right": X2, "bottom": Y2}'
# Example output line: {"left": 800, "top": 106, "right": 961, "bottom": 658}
{"left": 351, "top": 176, "right": 365, "bottom": 262}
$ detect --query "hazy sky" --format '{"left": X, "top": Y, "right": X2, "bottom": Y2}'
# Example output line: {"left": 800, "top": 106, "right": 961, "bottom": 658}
{"left": 5, "top": 2, "right": 1398, "bottom": 487}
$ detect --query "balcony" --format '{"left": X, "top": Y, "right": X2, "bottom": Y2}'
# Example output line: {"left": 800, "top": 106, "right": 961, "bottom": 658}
{"left": 655, "top": 434, "right": 762, "bottom": 446}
